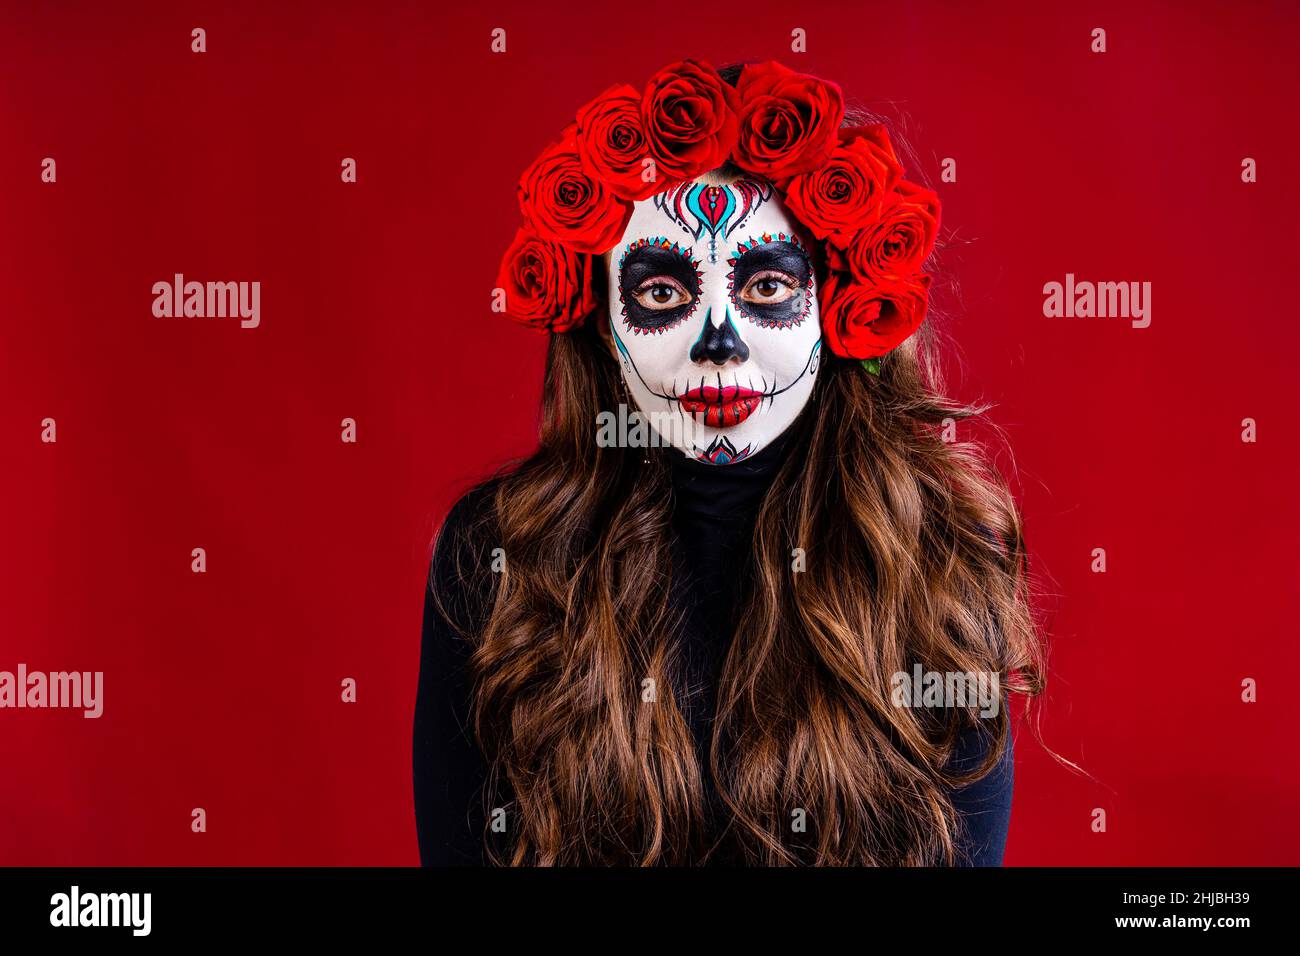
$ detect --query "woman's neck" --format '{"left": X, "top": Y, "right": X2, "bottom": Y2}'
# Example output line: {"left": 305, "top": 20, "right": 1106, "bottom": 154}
{"left": 668, "top": 427, "right": 796, "bottom": 523}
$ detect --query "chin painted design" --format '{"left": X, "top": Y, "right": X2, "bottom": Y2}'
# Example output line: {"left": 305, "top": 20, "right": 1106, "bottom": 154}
{"left": 698, "top": 435, "right": 752, "bottom": 465}
{"left": 609, "top": 177, "right": 822, "bottom": 465}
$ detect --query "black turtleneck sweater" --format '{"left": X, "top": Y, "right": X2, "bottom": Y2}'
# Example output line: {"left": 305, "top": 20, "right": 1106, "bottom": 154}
{"left": 413, "top": 432, "right": 1014, "bottom": 866}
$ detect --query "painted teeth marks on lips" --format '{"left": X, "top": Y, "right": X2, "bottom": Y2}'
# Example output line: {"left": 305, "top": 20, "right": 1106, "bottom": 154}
{"left": 675, "top": 380, "right": 766, "bottom": 427}
{"left": 657, "top": 337, "right": 820, "bottom": 431}
{"left": 665, "top": 369, "right": 780, "bottom": 421}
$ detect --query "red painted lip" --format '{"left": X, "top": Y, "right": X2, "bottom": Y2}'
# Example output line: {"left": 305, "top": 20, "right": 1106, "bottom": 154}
{"left": 675, "top": 385, "right": 765, "bottom": 428}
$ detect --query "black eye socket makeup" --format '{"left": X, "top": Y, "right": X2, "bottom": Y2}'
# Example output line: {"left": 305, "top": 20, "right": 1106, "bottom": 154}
{"left": 728, "top": 240, "right": 813, "bottom": 330}
{"left": 617, "top": 239, "right": 703, "bottom": 334}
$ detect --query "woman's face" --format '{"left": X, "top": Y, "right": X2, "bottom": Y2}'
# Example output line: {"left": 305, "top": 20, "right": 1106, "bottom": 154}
{"left": 605, "top": 175, "right": 822, "bottom": 464}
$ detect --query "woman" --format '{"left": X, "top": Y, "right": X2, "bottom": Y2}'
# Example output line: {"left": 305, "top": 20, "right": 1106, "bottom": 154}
{"left": 414, "top": 59, "right": 1042, "bottom": 866}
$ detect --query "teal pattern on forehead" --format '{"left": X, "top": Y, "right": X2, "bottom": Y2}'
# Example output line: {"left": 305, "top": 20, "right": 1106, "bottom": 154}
{"left": 654, "top": 179, "right": 773, "bottom": 264}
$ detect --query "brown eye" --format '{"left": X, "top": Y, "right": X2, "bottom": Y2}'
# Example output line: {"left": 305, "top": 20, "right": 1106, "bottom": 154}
{"left": 742, "top": 271, "right": 796, "bottom": 304}
{"left": 634, "top": 278, "right": 690, "bottom": 311}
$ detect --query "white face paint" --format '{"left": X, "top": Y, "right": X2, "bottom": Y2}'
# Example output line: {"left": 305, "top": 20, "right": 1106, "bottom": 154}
{"left": 606, "top": 175, "right": 822, "bottom": 465}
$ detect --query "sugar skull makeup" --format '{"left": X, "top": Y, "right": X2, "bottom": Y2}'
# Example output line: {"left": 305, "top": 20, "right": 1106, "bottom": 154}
{"left": 607, "top": 176, "right": 822, "bottom": 465}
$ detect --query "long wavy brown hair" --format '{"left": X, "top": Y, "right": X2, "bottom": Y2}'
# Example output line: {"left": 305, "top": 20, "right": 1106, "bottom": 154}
{"left": 435, "top": 80, "right": 1044, "bottom": 866}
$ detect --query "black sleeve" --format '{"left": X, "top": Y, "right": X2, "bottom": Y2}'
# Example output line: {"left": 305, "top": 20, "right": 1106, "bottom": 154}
{"left": 947, "top": 726, "right": 1015, "bottom": 867}
{"left": 412, "top": 487, "right": 497, "bottom": 866}
{"left": 945, "top": 537, "right": 1017, "bottom": 867}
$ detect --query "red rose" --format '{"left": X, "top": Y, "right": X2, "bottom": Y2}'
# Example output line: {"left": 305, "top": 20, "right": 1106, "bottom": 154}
{"left": 518, "top": 128, "right": 632, "bottom": 254}
{"left": 496, "top": 227, "right": 599, "bottom": 333}
{"left": 820, "top": 271, "right": 930, "bottom": 359}
{"left": 828, "top": 179, "right": 941, "bottom": 283}
{"left": 732, "top": 61, "right": 844, "bottom": 180}
{"left": 783, "top": 124, "right": 903, "bottom": 245}
{"left": 575, "top": 84, "right": 660, "bottom": 201}
{"left": 641, "top": 59, "right": 740, "bottom": 180}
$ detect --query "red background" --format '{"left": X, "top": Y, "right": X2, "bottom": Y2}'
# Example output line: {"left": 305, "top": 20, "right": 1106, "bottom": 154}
{"left": 1, "top": 0, "right": 1297, "bottom": 866}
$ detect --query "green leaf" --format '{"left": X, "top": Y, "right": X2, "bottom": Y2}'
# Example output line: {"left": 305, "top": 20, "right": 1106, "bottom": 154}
{"left": 861, "top": 357, "right": 882, "bottom": 376}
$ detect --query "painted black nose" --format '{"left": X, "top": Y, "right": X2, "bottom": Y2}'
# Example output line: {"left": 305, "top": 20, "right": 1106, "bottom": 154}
{"left": 690, "top": 307, "right": 749, "bottom": 365}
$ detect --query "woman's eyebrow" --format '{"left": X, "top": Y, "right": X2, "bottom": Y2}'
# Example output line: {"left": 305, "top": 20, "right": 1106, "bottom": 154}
{"left": 730, "top": 240, "right": 810, "bottom": 275}
{"left": 619, "top": 240, "right": 700, "bottom": 286}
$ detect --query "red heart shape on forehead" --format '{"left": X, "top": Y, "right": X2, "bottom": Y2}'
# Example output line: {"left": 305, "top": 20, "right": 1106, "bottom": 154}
{"left": 699, "top": 186, "right": 728, "bottom": 228}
